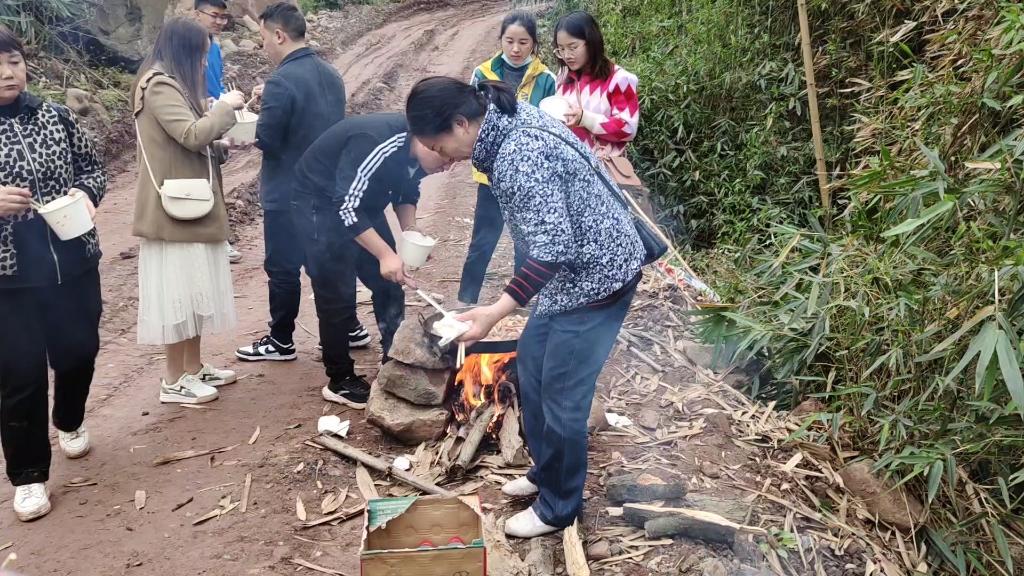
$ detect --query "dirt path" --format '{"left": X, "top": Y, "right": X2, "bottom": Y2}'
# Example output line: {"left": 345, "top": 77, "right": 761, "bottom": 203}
{"left": 0, "top": 4, "right": 512, "bottom": 575}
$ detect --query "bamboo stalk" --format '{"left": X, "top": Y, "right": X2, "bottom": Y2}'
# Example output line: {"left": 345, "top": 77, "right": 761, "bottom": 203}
{"left": 313, "top": 435, "right": 456, "bottom": 497}
{"left": 796, "top": 0, "right": 830, "bottom": 209}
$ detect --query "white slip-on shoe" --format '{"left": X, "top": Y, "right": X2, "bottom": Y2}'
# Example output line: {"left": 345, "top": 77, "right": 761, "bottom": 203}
{"left": 58, "top": 425, "right": 91, "bottom": 459}
{"left": 14, "top": 483, "right": 51, "bottom": 522}
{"left": 195, "top": 363, "right": 237, "bottom": 387}
{"left": 160, "top": 374, "right": 219, "bottom": 404}
{"left": 504, "top": 507, "right": 558, "bottom": 539}
{"left": 501, "top": 477, "right": 539, "bottom": 497}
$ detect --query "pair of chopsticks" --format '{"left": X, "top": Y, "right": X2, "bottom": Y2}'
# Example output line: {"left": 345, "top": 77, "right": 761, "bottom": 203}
{"left": 417, "top": 290, "right": 466, "bottom": 369}
{"left": 227, "top": 83, "right": 248, "bottom": 121}
{"left": 29, "top": 199, "right": 44, "bottom": 211}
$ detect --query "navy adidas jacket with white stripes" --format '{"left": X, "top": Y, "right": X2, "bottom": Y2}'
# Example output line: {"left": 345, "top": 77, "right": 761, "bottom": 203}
{"left": 294, "top": 113, "right": 425, "bottom": 238}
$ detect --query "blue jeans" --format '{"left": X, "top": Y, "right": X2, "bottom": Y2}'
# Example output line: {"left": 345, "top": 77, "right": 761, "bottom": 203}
{"left": 517, "top": 288, "right": 636, "bottom": 527}
{"left": 458, "top": 183, "right": 526, "bottom": 304}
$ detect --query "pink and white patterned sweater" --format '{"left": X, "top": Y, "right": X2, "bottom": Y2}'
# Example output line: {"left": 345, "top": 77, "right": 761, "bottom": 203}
{"left": 556, "top": 64, "right": 640, "bottom": 157}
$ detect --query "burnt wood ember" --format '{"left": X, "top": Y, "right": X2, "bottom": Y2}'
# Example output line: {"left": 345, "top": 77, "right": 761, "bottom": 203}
{"left": 452, "top": 403, "right": 497, "bottom": 476}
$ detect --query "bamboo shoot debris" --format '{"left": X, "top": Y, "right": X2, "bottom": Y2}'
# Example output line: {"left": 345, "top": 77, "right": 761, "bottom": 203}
{"left": 453, "top": 403, "right": 496, "bottom": 476}
{"left": 563, "top": 519, "right": 591, "bottom": 576}
{"left": 498, "top": 404, "right": 529, "bottom": 467}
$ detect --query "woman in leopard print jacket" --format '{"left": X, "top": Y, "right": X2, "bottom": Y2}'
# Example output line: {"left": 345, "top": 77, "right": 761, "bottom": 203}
{"left": 0, "top": 25, "right": 107, "bottom": 522}
{"left": 407, "top": 77, "right": 643, "bottom": 539}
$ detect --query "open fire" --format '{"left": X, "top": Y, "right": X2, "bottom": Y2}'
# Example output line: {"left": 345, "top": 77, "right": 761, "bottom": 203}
{"left": 452, "top": 352, "right": 517, "bottom": 430}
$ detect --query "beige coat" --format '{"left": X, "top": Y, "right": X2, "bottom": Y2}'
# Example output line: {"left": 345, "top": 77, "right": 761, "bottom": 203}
{"left": 132, "top": 69, "right": 237, "bottom": 242}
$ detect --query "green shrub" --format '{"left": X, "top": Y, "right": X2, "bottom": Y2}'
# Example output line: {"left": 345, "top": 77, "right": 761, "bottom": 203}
{"left": 0, "top": 0, "right": 88, "bottom": 47}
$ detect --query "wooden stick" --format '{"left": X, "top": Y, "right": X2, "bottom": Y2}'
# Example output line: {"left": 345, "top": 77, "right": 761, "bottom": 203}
{"left": 797, "top": 0, "right": 830, "bottom": 209}
{"left": 297, "top": 503, "right": 364, "bottom": 529}
{"left": 564, "top": 519, "right": 591, "bottom": 576}
{"left": 453, "top": 403, "right": 496, "bottom": 476}
{"left": 313, "top": 435, "right": 456, "bottom": 497}
{"left": 240, "top": 472, "right": 252, "bottom": 513}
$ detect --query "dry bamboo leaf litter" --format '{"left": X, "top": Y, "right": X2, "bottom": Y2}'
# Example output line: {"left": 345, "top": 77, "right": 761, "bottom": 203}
{"left": 134, "top": 490, "right": 146, "bottom": 511}
{"left": 248, "top": 426, "right": 260, "bottom": 445}
{"left": 296, "top": 495, "right": 307, "bottom": 521}
{"left": 290, "top": 558, "right": 347, "bottom": 575}
{"left": 355, "top": 463, "right": 379, "bottom": 500}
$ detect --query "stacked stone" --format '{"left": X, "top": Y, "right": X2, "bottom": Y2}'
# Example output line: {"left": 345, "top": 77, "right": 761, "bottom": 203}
{"left": 366, "top": 320, "right": 452, "bottom": 445}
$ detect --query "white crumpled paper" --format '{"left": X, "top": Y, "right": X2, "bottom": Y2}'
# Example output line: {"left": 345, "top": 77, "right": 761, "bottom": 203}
{"left": 433, "top": 315, "right": 470, "bottom": 346}
{"left": 317, "top": 415, "right": 350, "bottom": 438}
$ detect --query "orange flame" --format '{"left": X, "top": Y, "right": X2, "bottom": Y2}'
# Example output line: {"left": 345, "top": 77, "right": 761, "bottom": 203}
{"left": 453, "top": 352, "right": 516, "bottom": 426}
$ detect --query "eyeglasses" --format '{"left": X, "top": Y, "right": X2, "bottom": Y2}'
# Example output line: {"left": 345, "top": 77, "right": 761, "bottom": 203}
{"left": 198, "top": 10, "right": 230, "bottom": 23}
{"left": 554, "top": 44, "right": 584, "bottom": 59}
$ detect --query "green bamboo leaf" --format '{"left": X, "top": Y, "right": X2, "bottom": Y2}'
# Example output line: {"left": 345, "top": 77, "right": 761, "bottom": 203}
{"left": 974, "top": 322, "right": 998, "bottom": 394}
{"left": 881, "top": 199, "right": 954, "bottom": 237}
{"left": 995, "top": 329, "right": 1024, "bottom": 419}
{"left": 916, "top": 305, "right": 995, "bottom": 361}
{"left": 927, "top": 460, "right": 944, "bottom": 503}
{"left": 992, "top": 522, "right": 1014, "bottom": 574}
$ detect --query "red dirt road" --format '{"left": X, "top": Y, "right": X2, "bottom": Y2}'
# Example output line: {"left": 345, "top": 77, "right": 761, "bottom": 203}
{"left": 0, "top": 4, "right": 513, "bottom": 575}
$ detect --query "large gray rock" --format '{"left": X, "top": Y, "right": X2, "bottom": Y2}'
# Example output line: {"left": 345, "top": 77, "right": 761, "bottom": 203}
{"left": 389, "top": 320, "right": 449, "bottom": 370}
{"left": 365, "top": 382, "right": 447, "bottom": 445}
{"left": 378, "top": 361, "right": 449, "bottom": 406}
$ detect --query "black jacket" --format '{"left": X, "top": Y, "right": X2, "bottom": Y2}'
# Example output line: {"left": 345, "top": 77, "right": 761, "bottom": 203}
{"left": 0, "top": 93, "right": 107, "bottom": 289}
{"left": 294, "top": 113, "right": 425, "bottom": 238}
{"left": 256, "top": 47, "right": 346, "bottom": 210}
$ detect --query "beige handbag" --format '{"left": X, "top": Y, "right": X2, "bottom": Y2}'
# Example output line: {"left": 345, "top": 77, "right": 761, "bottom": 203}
{"left": 570, "top": 90, "right": 643, "bottom": 187}
{"left": 136, "top": 120, "right": 215, "bottom": 221}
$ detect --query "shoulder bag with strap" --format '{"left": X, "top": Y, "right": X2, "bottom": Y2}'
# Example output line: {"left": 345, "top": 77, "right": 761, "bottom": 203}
{"left": 513, "top": 125, "right": 668, "bottom": 266}
{"left": 135, "top": 119, "right": 215, "bottom": 221}
{"left": 570, "top": 88, "right": 642, "bottom": 187}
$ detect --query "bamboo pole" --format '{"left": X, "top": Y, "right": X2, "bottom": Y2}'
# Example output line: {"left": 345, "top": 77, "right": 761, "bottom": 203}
{"left": 796, "top": 0, "right": 830, "bottom": 209}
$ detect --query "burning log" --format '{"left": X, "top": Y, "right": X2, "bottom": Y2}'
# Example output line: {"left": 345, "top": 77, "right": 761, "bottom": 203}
{"left": 452, "top": 403, "right": 496, "bottom": 476}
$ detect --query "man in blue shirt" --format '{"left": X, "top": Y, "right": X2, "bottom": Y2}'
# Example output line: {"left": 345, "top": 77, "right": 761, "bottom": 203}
{"left": 194, "top": 0, "right": 243, "bottom": 263}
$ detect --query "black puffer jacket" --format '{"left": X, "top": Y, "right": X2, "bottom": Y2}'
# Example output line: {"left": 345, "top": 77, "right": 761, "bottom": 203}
{"left": 0, "top": 92, "right": 107, "bottom": 289}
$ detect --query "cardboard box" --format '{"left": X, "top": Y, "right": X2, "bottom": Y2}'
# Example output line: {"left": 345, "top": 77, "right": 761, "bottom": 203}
{"left": 360, "top": 495, "right": 486, "bottom": 576}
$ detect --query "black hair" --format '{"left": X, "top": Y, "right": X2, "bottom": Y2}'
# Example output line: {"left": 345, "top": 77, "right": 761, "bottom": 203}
{"left": 0, "top": 24, "right": 25, "bottom": 57}
{"left": 553, "top": 11, "right": 612, "bottom": 81}
{"left": 134, "top": 18, "right": 210, "bottom": 113}
{"left": 195, "top": 0, "right": 228, "bottom": 9}
{"left": 406, "top": 76, "right": 517, "bottom": 137}
{"left": 500, "top": 11, "right": 539, "bottom": 54}
{"left": 259, "top": 2, "right": 306, "bottom": 40}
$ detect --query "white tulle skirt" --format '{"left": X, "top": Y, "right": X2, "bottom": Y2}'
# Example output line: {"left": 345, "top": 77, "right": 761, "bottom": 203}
{"left": 136, "top": 240, "right": 236, "bottom": 345}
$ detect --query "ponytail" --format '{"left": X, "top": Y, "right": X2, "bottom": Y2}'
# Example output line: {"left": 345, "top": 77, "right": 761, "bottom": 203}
{"left": 406, "top": 76, "right": 517, "bottom": 138}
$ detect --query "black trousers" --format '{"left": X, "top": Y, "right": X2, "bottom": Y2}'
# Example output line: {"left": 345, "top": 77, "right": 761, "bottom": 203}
{"left": 458, "top": 183, "right": 526, "bottom": 304}
{"left": 292, "top": 196, "right": 405, "bottom": 382}
{"left": 265, "top": 208, "right": 362, "bottom": 345}
{"left": 0, "top": 266, "right": 102, "bottom": 486}
{"left": 264, "top": 209, "right": 305, "bottom": 345}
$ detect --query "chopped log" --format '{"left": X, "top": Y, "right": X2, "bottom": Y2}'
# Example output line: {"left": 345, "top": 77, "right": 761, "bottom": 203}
{"left": 313, "top": 435, "right": 455, "bottom": 497}
{"left": 606, "top": 473, "right": 686, "bottom": 503}
{"left": 499, "top": 404, "right": 529, "bottom": 467}
{"left": 453, "top": 403, "right": 496, "bottom": 476}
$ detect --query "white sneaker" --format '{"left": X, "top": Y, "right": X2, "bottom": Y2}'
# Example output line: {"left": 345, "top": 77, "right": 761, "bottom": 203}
{"left": 227, "top": 243, "right": 242, "bottom": 264}
{"left": 58, "top": 425, "right": 90, "bottom": 459}
{"left": 502, "top": 477, "right": 539, "bottom": 497}
{"left": 504, "top": 507, "right": 558, "bottom": 538}
{"left": 14, "top": 483, "right": 51, "bottom": 522}
{"left": 195, "top": 363, "right": 237, "bottom": 387}
{"left": 160, "top": 374, "right": 219, "bottom": 404}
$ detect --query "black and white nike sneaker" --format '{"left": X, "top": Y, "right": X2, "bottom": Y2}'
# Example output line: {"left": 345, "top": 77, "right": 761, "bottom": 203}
{"left": 321, "top": 375, "right": 372, "bottom": 409}
{"left": 236, "top": 335, "right": 297, "bottom": 362}
{"left": 316, "top": 325, "right": 373, "bottom": 351}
